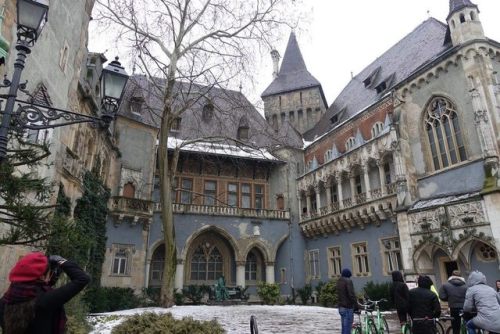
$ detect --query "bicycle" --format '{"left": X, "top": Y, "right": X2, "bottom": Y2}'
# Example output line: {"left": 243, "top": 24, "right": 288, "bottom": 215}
{"left": 401, "top": 317, "right": 445, "bottom": 334}
{"left": 351, "top": 299, "right": 389, "bottom": 334}
{"left": 443, "top": 312, "right": 494, "bottom": 334}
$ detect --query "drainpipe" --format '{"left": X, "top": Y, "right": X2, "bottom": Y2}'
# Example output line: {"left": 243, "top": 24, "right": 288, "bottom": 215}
{"left": 144, "top": 219, "right": 152, "bottom": 289}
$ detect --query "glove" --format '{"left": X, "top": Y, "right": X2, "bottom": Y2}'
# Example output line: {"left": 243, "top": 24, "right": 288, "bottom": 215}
{"left": 49, "top": 255, "right": 67, "bottom": 265}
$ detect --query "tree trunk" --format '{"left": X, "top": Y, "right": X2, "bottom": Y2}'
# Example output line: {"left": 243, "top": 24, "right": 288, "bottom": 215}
{"left": 158, "top": 58, "right": 179, "bottom": 308}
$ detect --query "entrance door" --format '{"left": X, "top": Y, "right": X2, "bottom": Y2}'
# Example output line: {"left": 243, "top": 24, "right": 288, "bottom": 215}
{"left": 444, "top": 261, "right": 458, "bottom": 279}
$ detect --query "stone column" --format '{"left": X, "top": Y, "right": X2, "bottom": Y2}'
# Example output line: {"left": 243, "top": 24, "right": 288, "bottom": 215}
{"left": 236, "top": 262, "right": 246, "bottom": 288}
{"left": 396, "top": 212, "right": 415, "bottom": 273}
{"left": 378, "top": 161, "right": 387, "bottom": 195}
{"left": 265, "top": 263, "right": 275, "bottom": 284}
{"left": 297, "top": 194, "right": 303, "bottom": 219}
{"left": 306, "top": 191, "right": 312, "bottom": 217}
{"left": 315, "top": 185, "right": 322, "bottom": 214}
{"left": 175, "top": 261, "right": 184, "bottom": 291}
{"left": 363, "top": 164, "right": 372, "bottom": 200}
{"left": 325, "top": 180, "right": 332, "bottom": 207}
{"left": 349, "top": 174, "right": 357, "bottom": 204}
{"left": 336, "top": 174, "right": 344, "bottom": 209}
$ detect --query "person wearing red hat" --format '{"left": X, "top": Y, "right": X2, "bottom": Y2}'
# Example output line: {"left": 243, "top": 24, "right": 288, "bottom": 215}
{"left": 0, "top": 252, "right": 90, "bottom": 334}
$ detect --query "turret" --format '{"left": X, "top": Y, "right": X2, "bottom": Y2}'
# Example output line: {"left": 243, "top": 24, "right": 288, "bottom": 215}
{"left": 447, "top": 0, "right": 484, "bottom": 46}
{"left": 271, "top": 49, "right": 280, "bottom": 79}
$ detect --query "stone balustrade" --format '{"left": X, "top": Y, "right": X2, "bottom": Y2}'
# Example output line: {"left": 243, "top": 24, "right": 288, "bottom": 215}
{"left": 153, "top": 203, "right": 290, "bottom": 220}
{"left": 299, "top": 192, "right": 397, "bottom": 238}
{"left": 110, "top": 196, "right": 154, "bottom": 215}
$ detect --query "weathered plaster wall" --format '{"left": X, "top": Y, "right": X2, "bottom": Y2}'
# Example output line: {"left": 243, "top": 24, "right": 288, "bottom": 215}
{"left": 304, "top": 220, "right": 398, "bottom": 292}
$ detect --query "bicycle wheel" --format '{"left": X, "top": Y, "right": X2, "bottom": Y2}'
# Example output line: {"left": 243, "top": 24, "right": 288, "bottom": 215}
{"left": 381, "top": 317, "right": 389, "bottom": 333}
{"left": 435, "top": 320, "right": 445, "bottom": 334}
{"left": 368, "top": 319, "right": 379, "bottom": 334}
{"left": 351, "top": 325, "right": 362, "bottom": 334}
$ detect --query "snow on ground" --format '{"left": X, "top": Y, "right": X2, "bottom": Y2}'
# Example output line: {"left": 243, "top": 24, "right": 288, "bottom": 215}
{"left": 89, "top": 305, "right": 401, "bottom": 334}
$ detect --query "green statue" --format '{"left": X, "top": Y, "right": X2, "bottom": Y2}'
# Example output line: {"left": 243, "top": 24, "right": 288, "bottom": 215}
{"left": 215, "top": 275, "right": 229, "bottom": 301}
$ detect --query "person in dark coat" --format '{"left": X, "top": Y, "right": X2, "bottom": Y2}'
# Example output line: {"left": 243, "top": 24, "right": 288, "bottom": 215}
{"left": 408, "top": 275, "right": 441, "bottom": 334}
{"left": 389, "top": 270, "right": 409, "bottom": 324}
{"left": 336, "top": 268, "right": 358, "bottom": 334}
{"left": 0, "top": 252, "right": 90, "bottom": 334}
{"left": 439, "top": 270, "right": 467, "bottom": 334}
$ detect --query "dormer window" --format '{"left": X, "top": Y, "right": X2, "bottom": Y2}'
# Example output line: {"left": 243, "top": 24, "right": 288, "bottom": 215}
{"left": 363, "top": 66, "right": 381, "bottom": 88}
{"left": 345, "top": 137, "right": 356, "bottom": 151}
{"left": 237, "top": 116, "right": 249, "bottom": 141}
{"left": 363, "top": 77, "right": 371, "bottom": 88}
{"left": 130, "top": 97, "right": 144, "bottom": 115}
{"left": 171, "top": 117, "right": 181, "bottom": 131}
{"left": 202, "top": 103, "right": 214, "bottom": 121}
{"left": 371, "top": 122, "right": 385, "bottom": 138}
{"left": 375, "top": 81, "right": 387, "bottom": 94}
{"left": 330, "top": 114, "right": 338, "bottom": 124}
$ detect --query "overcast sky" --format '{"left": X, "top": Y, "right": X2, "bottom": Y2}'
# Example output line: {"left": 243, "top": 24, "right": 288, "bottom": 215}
{"left": 89, "top": 0, "right": 500, "bottom": 106}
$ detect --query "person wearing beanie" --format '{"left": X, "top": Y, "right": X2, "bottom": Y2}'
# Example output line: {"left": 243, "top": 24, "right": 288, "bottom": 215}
{"left": 389, "top": 270, "right": 409, "bottom": 325}
{"left": 336, "top": 268, "right": 358, "bottom": 334}
{"left": 0, "top": 252, "right": 90, "bottom": 334}
{"left": 408, "top": 275, "right": 441, "bottom": 334}
{"left": 439, "top": 270, "right": 467, "bottom": 334}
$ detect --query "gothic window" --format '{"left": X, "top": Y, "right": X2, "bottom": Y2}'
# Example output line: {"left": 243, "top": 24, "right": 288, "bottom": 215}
{"left": 190, "top": 245, "right": 223, "bottom": 281}
{"left": 289, "top": 111, "right": 295, "bottom": 123}
{"left": 476, "top": 243, "right": 497, "bottom": 262}
{"left": 460, "top": 14, "right": 466, "bottom": 23}
{"left": 308, "top": 249, "right": 320, "bottom": 279}
{"left": 123, "top": 182, "right": 135, "bottom": 198}
{"left": 381, "top": 238, "right": 402, "bottom": 274}
{"left": 371, "top": 122, "right": 385, "bottom": 138}
{"left": 130, "top": 97, "right": 144, "bottom": 115}
{"left": 384, "top": 163, "right": 392, "bottom": 184}
{"left": 328, "top": 246, "right": 342, "bottom": 277}
{"left": 355, "top": 175, "right": 362, "bottom": 194}
{"left": 345, "top": 137, "right": 356, "bottom": 151}
{"left": 470, "top": 11, "right": 475, "bottom": 21}
{"left": 150, "top": 244, "right": 165, "bottom": 286}
{"left": 352, "top": 242, "right": 370, "bottom": 276}
{"left": 276, "top": 194, "right": 285, "bottom": 210}
{"left": 424, "top": 97, "right": 467, "bottom": 171}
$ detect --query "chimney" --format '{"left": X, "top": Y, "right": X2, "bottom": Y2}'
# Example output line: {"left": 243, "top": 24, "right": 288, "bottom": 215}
{"left": 271, "top": 49, "right": 280, "bottom": 79}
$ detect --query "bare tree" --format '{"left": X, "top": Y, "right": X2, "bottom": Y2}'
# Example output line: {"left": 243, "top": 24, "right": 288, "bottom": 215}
{"left": 96, "top": 0, "right": 301, "bottom": 307}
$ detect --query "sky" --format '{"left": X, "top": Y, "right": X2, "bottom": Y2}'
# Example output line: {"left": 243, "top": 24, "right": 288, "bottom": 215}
{"left": 89, "top": 0, "right": 500, "bottom": 107}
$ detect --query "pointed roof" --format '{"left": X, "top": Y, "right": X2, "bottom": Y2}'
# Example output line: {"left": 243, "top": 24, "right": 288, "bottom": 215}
{"left": 261, "top": 32, "right": 324, "bottom": 99}
{"left": 448, "top": 0, "right": 478, "bottom": 19}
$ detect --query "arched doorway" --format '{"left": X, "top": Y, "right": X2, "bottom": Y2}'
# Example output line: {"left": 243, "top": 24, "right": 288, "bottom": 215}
{"left": 149, "top": 244, "right": 165, "bottom": 287}
{"left": 185, "top": 231, "right": 235, "bottom": 285}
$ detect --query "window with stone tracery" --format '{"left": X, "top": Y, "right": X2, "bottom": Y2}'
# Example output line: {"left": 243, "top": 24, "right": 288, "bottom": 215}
{"left": 424, "top": 97, "right": 467, "bottom": 171}
{"left": 345, "top": 137, "right": 356, "bottom": 151}
{"left": 190, "top": 245, "right": 223, "bottom": 281}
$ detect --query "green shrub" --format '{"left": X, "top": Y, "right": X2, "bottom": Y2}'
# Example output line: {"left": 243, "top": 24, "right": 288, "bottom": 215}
{"left": 317, "top": 279, "right": 338, "bottom": 307}
{"left": 297, "top": 284, "right": 312, "bottom": 305}
{"left": 141, "top": 287, "right": 161, "bottom": 306}
{"left": 111, "top": 312, "right": 225, "bottom": 334}
{"left": 182, "top": 285, "right": 210, "bottom": 304}
{"left": 175, "top": 288, "right": 185, "bottom": 305}
{"left": 256, "top": 282, "right": 281, "bottom": 305}
{"left": 84, "top": 287, "right": 142, "bottom": 313}
{"left": 363, "top": 281, "right": 393, "bottom": 311}
{"left": 65, "top": 294, "right": 92, "bottom": 334}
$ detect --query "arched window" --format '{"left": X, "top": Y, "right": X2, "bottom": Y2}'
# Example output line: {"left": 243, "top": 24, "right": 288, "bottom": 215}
{"left": 345, "top": 137, "right": 356, "bottom": 151}
{"left": 460, "top": 14, "right": 466, "bottom": 23}
{"left": 123, "top": 182, "right": 135, "bottom": 198}
{"left": 470, "top": 11, "right": 475, "bottom": 21}
{"left": 371, "top": 122, "right": 385, "bottom": 138}
{"left": 190, "top": 245, "right": 223, "bottom": 281}
{"left": 245, "top": 252, "right": 257, "bottom": 281}
{"left": 202, "top": 103, "right": 214, "bottom": 120}
{"left": 424, "top": 97, "right": 467, "bottom": 171}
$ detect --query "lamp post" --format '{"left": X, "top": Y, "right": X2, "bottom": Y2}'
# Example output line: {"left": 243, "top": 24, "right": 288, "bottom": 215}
{"left": 0, "top": 0, "right": 129, "bottom": 163}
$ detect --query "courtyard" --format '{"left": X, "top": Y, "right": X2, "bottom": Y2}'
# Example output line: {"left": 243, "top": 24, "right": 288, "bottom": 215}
{"left": 90, "top": 305, "right": 401, "bottom": 333}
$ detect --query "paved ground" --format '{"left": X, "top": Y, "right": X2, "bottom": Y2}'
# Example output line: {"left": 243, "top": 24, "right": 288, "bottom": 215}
{"left": 90, "top": 305, "right": 402, "bottom": 333}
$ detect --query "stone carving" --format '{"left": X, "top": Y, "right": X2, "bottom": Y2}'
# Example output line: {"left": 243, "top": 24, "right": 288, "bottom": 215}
{"left": 447, "top": 201, "right": 486, "bottom": 228}
{"left": 120, "top": 167, "right": 144, "bottom": 198}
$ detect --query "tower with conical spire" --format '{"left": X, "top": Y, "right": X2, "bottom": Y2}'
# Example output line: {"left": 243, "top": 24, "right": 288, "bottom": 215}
{"left": 261, "top": 32, "right": 327, "bottom": 134}
{"left": 447, "top": 0, "right": 484, "bottom": 46}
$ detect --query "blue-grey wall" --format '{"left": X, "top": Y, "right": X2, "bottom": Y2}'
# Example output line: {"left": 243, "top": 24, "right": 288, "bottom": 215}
{"left": 418, "top": 160, "right": 484, "bottom": 199}
{"left": 470, "top": 251, "right": 500, "bottom": 289}
{"left": 304, "top": 220, "right": 398, "bottom": 292}
{"left": 106, "top": 217, "right": 146, "bottom": 250}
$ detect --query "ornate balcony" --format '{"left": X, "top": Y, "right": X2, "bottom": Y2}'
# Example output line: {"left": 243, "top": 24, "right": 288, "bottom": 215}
{"left": 300, "top": 189, "right": 398, "bottom": 238}
{"left": 153, "top": 203, "right": 290, "bottom": 220}
{"left": 109, "top": 196, "right": 154, "bottom": 227}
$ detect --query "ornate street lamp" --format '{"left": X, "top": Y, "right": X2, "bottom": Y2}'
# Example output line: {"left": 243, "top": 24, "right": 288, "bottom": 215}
{"left": 16, "top": 0, "right": 49, "bottom": 45}
{"left": 100, "top": 57, "right": 129, "bottom": 126}
{"left": 0, "top": 0, "right": 129, "bottom": 163}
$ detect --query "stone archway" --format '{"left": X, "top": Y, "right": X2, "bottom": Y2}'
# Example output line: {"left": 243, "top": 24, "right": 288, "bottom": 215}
{"left": 149, "top": 243, "right": 165, "bottom": 288}
{"left": 184, "top": 231, "right": 236, "bottom": 286}
{"left": 245, "top": 247, "right": 266, "bottom": 284}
